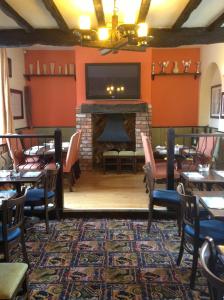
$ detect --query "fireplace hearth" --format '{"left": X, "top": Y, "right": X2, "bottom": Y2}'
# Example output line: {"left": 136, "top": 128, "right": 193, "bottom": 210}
{"left": 76, "top": 103, "right": 152, "bottom": 170}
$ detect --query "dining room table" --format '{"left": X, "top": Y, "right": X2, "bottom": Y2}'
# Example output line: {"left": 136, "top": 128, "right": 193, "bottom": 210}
{"left": 180, "top": 169, "right": 224, "bottom": 191}
{"left": 194, "top": 190, "right": 224, "bottom": 219}
{"left": 0, "top": 169, "right": 45, "bottom": 194}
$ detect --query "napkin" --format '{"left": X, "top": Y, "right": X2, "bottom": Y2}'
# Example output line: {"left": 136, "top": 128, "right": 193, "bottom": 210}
{"left": 183, "top": 172, "right": 204, "bottom": 178}
{"left": 201, "top": 197, "right": 224, "bottom": 209}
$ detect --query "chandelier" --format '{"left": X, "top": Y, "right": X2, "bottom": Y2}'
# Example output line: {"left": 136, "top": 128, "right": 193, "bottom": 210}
{"left": 74, "top": 0, "right": 153, "bottom": 53}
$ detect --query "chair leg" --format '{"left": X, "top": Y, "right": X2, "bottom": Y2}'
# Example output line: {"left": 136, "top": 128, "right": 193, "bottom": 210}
{"left": 177, "top": 232, "right": 185, "bottom": 265}
{"left": 22, "top": 274, "right": 29, "bottom": 300}
{"left": 45, "top": 207, "right": 49, "bottom": 234}
{"left": 148, "top": 202, "right": 153, "bottom": 232}
{"left": 176, "top": 208, "right": 182, "bottom": 236}
{"left": 20, "top": 229, "right": 29, "bottom": 267}
{"left": 3, "top": 242, "right": 9, "bottom": 262}
{"left": 190, "top": 245, "right": 199, "bottom": 289}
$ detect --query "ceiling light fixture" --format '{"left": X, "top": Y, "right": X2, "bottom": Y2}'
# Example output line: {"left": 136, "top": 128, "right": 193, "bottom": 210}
{"left": 74, "top": 0, "right": 153, "bottom": 51}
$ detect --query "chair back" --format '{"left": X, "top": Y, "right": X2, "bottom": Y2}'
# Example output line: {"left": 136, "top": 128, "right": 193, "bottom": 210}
{"left": 17, "top": 128, "right": 38, "bottom": 149}
{"left": 177, "top": 191, "right": 200, "bottom": 240}
{"left": 197, "top": 136, "right": 217, "bottom": 158}
{"left": 2, "top": 194, "right": 26, "bottom": 240}
{"left": 64, "top": 132, "right": 79, "bottom": 172}
{"left": 43, "top": 163, "right": 60, "bottom": 204}
{"left": 200, "top": 237, "right": 224, "bottom": 300}
{"left": 6, "top": 134, "right": 24, "bottom": 168}
{"left": 76, "top": 129, "right": 82, "bottom": 159}
{"left": 141, "top": 133, "right": 157, "bottom": 176}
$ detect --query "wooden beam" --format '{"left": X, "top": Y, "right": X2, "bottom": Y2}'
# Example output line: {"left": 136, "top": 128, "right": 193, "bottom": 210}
{"left": 1, "top": 27, "right": 224, "bottom": 47}
{"left": 93, "top": 0, "right": 105, "bottom": 27}
{"left": 150, "top": 27, "right": 224, "bottom": 47}
{"left": 172, "top": 0, "right": 202, "bottom": 29}
{"left": 42, "top": 0, "right": 69, "bottom": 32}
{"left": 207, "top": 12, "right": 224, "bottom": 31}
{"left": 0, "top": 0, "right": 33, "bottom": 32}
{"left": 137, "top": 0, "right": 151, "bottom": 24}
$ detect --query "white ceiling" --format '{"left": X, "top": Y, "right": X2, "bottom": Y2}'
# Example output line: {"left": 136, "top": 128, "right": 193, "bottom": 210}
{"left": 0, "top": 0, "right": 223, "bottom": 30}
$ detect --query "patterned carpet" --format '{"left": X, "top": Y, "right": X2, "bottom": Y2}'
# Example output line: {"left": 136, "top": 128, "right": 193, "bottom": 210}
{"left": 15, "top": 218, "right": 209, "bottom": 299}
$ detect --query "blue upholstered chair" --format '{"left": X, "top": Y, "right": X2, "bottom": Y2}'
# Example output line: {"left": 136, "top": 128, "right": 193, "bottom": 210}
{"left": 0, "top": 193, "right": 29, "bottom": 265}
{"left": 24, "top": 163, "right": 60, "bottom": 233}
{"left": 143, "top": 163, "right": 182, "bottom": 235}
{"left": 177, "top": 191, "right": 224, "bottom": 289}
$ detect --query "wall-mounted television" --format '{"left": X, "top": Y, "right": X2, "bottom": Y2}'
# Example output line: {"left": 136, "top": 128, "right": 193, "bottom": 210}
{"left": 85, "top": 63, "right": 141, "bottom": 100}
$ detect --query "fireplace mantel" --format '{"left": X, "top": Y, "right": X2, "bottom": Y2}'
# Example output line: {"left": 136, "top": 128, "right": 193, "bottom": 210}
{"left": 80, "top": 103, "right": 148, "bottom": 114}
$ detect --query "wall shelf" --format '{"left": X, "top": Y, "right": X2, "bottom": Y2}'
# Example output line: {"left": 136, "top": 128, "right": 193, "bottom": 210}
{"left": 24, "top": 74, "right": 76, "bottom": 81}
{"left": 151, "top": 72, "right": 201, "bottom": 80}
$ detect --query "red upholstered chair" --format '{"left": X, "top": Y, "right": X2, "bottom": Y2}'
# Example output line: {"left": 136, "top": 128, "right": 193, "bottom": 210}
{"left": 73, "top": 130, "right": 82, "bottom": 180}
{"left": 6, "top": 134, "right": 42, "bottom": 170}
{"left": 141, "top": 133, "right": 179, "bottom": 185}
{"left": 63, "top": 132, "right": 80, "bottom": 191}
{"left": 17, "top": 128, "right": 38, "bottom": 150}
{"left": 181, "top": 136, "right": 217, "bottom": 171}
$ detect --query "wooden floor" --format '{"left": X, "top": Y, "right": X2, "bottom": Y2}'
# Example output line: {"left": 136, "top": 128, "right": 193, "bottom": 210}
{"left": 63, "top": 171, "right": 148, "bottom": 212}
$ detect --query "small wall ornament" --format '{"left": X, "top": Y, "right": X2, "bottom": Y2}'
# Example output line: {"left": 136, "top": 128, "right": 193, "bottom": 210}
{"left": 182, "top": 60, "right": 191, "bottom": 73}
{"left": 159, "top": 61, "right": 169, "bottom": 73}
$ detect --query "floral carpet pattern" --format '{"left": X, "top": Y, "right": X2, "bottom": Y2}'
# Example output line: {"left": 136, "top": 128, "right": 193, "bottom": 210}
{"left": 17, "top": 218, "right": 209, "bottom": 299}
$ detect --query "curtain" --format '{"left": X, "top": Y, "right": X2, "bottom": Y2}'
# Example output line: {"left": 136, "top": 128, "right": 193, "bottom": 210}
{"left": 0, "top": 48, "right": 14, "bottom": 135}
{"left": 24, "top": 85, "right": 33, "bottom": 128}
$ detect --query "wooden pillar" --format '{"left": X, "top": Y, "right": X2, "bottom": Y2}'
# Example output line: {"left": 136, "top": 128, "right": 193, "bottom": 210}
{"left": 54, "top": 129, "right": 63, "bottom": 216}
{"left": 167, "top": 128, "right": 175, "bottom": 190}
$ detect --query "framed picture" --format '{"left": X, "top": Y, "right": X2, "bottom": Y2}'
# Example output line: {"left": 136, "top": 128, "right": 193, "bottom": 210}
{"left": 8, "top": 58, "right": 12, "bottom": 78}
{"left": 210, "top": 84, "right": 221, "bottom": 118}
{"left": 221, "top": 92, "right": 224, "bottom": 118}
{"left": 10, "top": 89, "right": 24, "bottom": 120}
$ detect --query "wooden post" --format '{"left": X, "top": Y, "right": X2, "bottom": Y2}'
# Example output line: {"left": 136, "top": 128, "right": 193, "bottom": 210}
{"left": 54, "top": 129, "right": 63, "bottom": 216}
{"left": 167, "top": 128, "right": 175, "bottom": 190}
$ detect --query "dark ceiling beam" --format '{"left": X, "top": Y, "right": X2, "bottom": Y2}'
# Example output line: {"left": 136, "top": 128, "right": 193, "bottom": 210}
{"left": 207, "top": 12, "right": 224, "bottom": 31}
{"left": 172, "top": 0, "right": 202, "bottom": 29}
{"left": 93, "top": 0, "right": 105, "bottom": 27}
{"left": 0, "top": 0, "right": 33, "bottom": 32}
{"left": 42, "top": 0, "right": 69, "bottom": 32}
{"left": 1, "top": 27, "right": 224, "bottom": 47}
{"left": 137, "top": 0, "right": 151, "bottom": 23}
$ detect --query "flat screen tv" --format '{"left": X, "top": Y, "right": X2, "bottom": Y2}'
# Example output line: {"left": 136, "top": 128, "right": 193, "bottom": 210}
{"left": 85, "top": 63, "right": 141, "bottom": 100}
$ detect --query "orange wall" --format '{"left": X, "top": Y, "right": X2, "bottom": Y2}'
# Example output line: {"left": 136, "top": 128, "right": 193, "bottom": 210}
{"left": 151, "top": 48, "right": 200, "bottom": 126}
{"left": 24, "top": 50, "right": 76, "bottom": 126}
{"left": 25, "top": 47, "right": 200, "bottom": 127}
{"left": 75, "top": 46, "right": 152, "bottom": 106}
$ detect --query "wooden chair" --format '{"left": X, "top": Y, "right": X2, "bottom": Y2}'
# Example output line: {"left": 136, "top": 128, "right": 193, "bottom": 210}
{"left": 0, "top": 194, "right": 29, "bottom": 265}
{"left": 17, "top": 128, "right": 38, "bottom": 150}
{"left": 6, "top": 134, "right": 42, "bottom": 170}
{"left": 200, "top": 237, "right": 224, "bottom": 300}
{"left": 176, "top": 191, "right": 224, "bottom": 289}
{"left": 143, "top": 163, "right": 182, "bottom": 235}
{"left": 181, "top": 136, "right": 217, "bottom": 171}
{"left": 24, "top": 163, "right": 60, "bottom": 233}
{"left": 73, "top": 129, "right": 82, "bottom": 180}
{"left": 0, "top": 262, "right": 29, "bottom": 299}
{"left": 141, "top": 133, "right": 179, "bottom": 183}
{"left": 63, "top": 132, "right": 80, "bottom": 191}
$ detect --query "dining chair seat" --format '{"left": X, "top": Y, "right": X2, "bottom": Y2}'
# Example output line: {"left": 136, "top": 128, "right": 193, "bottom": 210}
{"left": 0, "top": 262, "right": 28, "bottom": 299}
{"left": 0, "top": 225, "right": 21, "bottom": 241}
{"left": 185, "top": 220, "right": 224, "bottom": 243}
{"left": 25, "top": 188, "right": 54, "bottom": 202}
{"left": 152, "top": 189, "right": 180, "bottom": 204}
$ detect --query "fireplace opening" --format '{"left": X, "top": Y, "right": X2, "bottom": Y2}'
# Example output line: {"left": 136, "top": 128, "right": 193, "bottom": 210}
{"left": 92, "top": 113, "right": 136, "bottom": 168}
{"left": 97, "top": 114, "right": 131, "bottom": 142}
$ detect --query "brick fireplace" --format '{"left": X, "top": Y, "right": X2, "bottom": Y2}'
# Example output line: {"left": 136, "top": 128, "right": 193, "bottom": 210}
{"left": 76, "top": 103, "right": 152, "bottom": 171}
